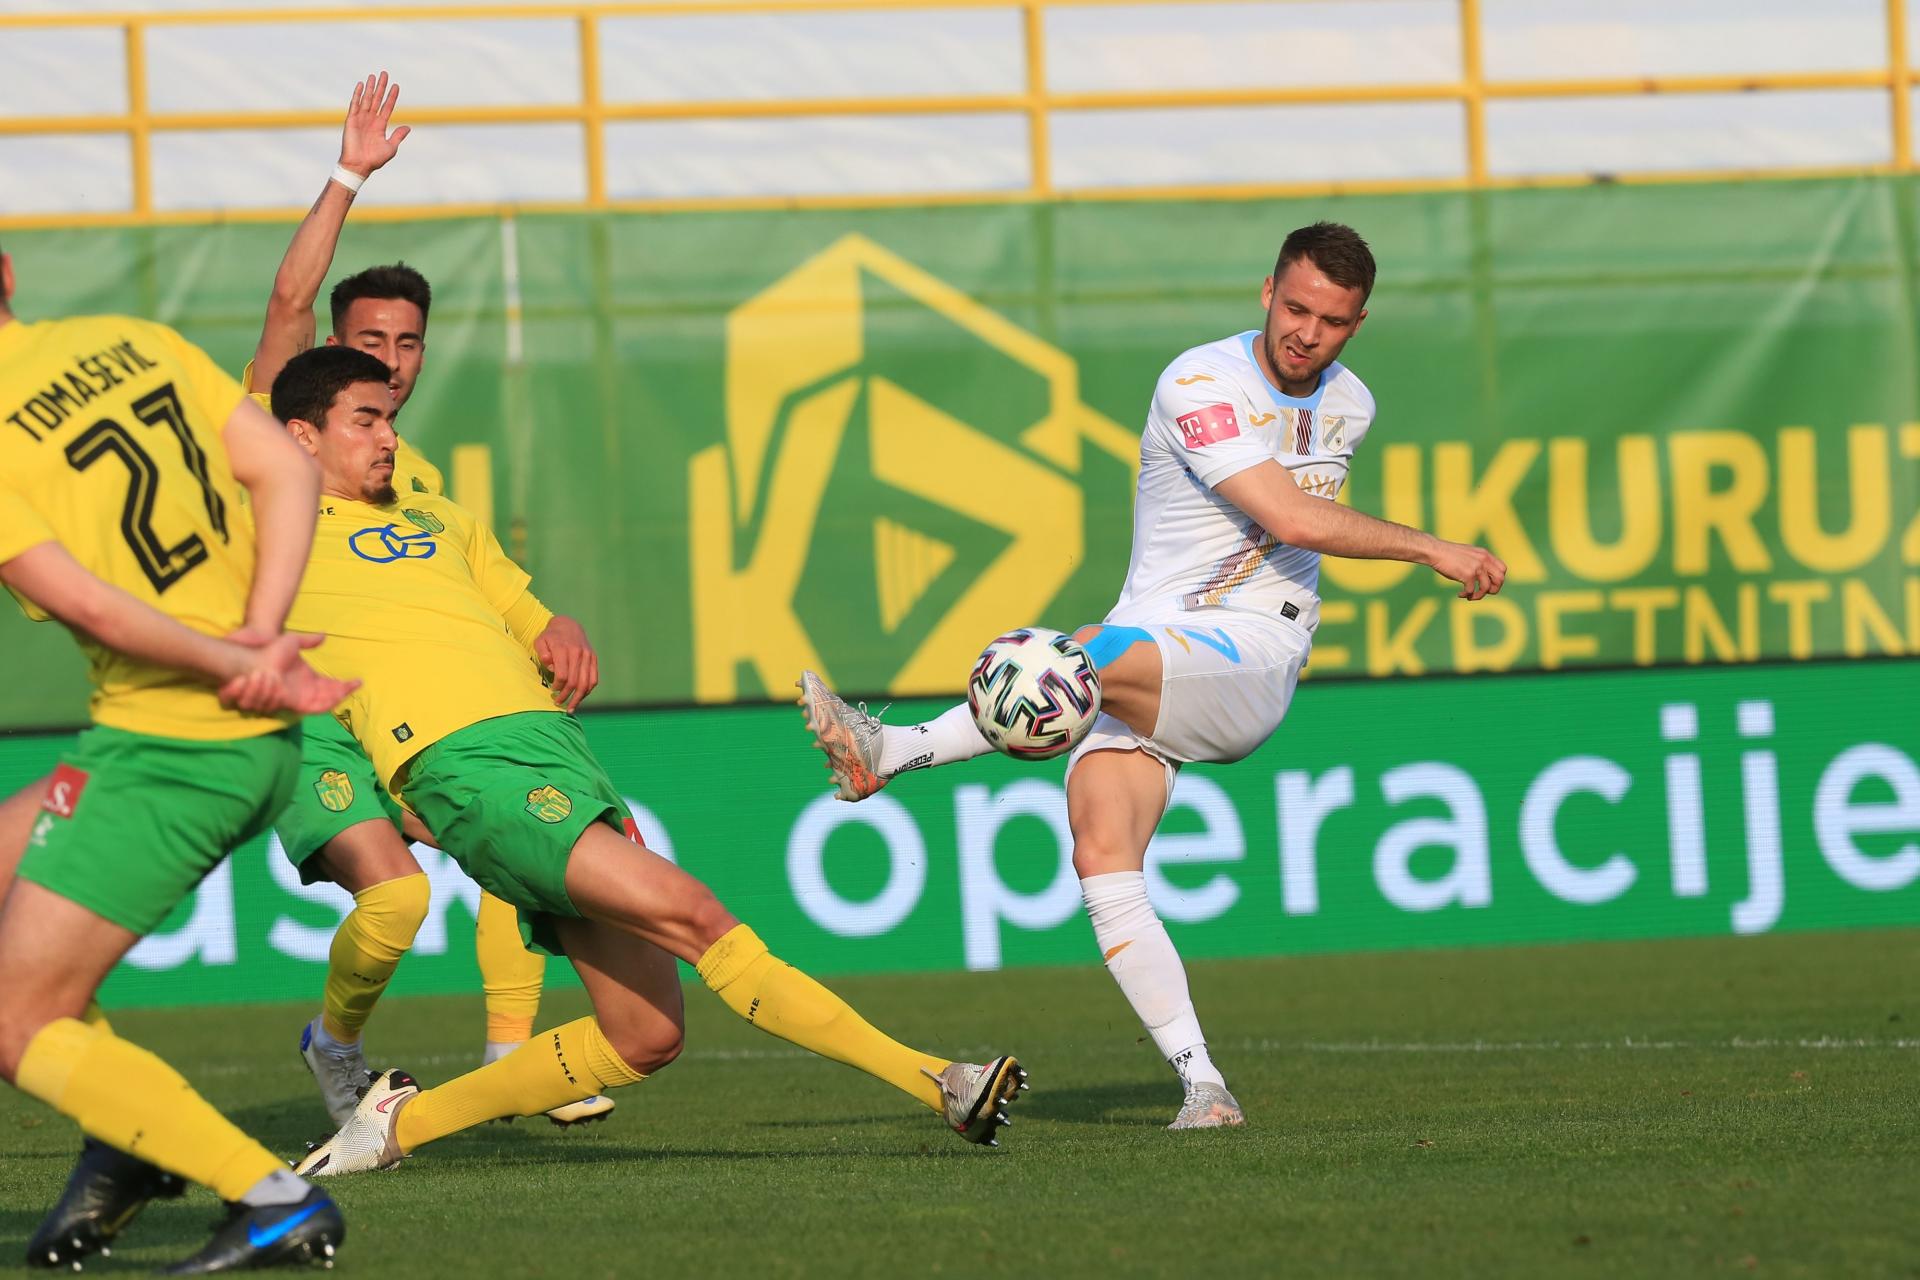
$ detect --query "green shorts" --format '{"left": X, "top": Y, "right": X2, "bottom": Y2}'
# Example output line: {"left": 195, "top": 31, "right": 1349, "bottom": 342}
{"left": 401, "top": 711, "right": 625, "bottom": 954}
{"left": 274, "top": 714, "right": 403, "bottom": 880}
{"left": 18, "top": 724, "right": 300, "bottom": 936}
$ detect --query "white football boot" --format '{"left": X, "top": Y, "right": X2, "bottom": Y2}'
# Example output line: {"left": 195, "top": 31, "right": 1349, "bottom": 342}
{"left": 1168, "top": 1081, "right": 1245, "bottom": 1130}
{"left": 544, "top": 1095, "right": 616, "bottom": 1127}
{"left": 293, "top": 1068, "right": 416, "bottom": 1176}
{"left": 929, "top": 1055, "right": 1028, "bottom": 1146}
{"left": 796, "top": 671, "right": 888, "bottom": 801}
{"left": 298, "top": 1017, "right": 373, "bottom": 1128}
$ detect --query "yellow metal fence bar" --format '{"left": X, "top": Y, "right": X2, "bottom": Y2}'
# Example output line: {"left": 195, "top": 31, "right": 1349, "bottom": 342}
{"left": 1458, "top": 0, "right": 1487, "bottom": 185}
{"left": 6, "top": 0, "right": 1920, "bottom": 230}
{"left": 1891, "top": 0, "right": 1914, "bottom": 170}
{"left": 1024, "top": 0, "right": 1051, "bottom": 198}
{"left": 125, "top": 21, "right": 151, "bottom": 218}
{"left": 580, "top": 13, "right": 608, "bottom": 206}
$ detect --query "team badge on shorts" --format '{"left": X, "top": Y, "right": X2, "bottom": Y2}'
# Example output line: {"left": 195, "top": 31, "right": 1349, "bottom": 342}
{"left": 525, "top": 785, "right": 573, "bottom": 823}
{"left": 40, "top": 764, "right": 90, "bottom": 818}
{"left": 314, "top": 770, "right": 356, "bottom": 813}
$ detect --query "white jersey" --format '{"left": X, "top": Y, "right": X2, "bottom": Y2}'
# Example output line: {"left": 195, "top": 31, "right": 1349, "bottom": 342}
{"left": 1107, "top": 330, "right": 1375, "bottom": 633}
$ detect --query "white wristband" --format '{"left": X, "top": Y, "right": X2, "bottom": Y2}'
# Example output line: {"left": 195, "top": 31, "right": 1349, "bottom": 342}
{"left": 329, "top": 164, "right": 366, "bottom": 195}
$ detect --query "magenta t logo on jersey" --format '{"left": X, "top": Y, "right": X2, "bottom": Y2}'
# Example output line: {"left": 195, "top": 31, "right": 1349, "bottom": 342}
{"left": 1175, "top": 403, "right": 1240, "bottom": 449}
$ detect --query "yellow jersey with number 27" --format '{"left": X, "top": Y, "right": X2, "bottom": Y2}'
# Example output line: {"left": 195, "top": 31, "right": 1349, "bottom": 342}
{"left": 0, "top": 315, "right": 288, "bottom": 740}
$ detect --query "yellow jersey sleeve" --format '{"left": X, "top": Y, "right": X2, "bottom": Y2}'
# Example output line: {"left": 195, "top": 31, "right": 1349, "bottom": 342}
{"left": 287, "top": 491, "right": 557, "bottom": 786}
{"left": 0, "top": 315, "right": 288, "bottom": 740}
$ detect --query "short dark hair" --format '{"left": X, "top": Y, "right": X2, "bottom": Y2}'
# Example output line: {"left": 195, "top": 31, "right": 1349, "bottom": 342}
{"left": 272, "top": 347, "right": 392, "bottom": 428}
{"left": 1275, "top": 222, "right": 1376, "bottom": 301}
{"left": 329, "top": 262, "right": 432, "bottom": 336}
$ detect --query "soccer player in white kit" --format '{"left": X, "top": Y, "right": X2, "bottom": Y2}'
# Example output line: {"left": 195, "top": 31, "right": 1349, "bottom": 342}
{"left": 799, "top": 223, "right": 1507, "bottom": 1128}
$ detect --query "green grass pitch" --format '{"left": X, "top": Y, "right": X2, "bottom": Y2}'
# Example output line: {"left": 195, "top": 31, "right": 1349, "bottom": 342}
{"left": 3, "top": 929, "right": 1915, "bottom": 1277}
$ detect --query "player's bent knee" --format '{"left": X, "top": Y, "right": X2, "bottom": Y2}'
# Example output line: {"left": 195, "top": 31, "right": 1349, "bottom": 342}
{"left": 363, "top": 871, "right": 432, "bottom": 943}
{"left": 1071, "top": 835, "right": 1142, "bottom": 879}
{"left": 608, "top": 1025, "right": 683, "bottom": 1075}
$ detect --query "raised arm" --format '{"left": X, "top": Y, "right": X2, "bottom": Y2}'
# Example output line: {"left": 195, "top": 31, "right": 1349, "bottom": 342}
{"left": 222, "top": 396, "right": 323, "bottom": 635}
{"left": 1213, "top": 460, "right": 1507, "bottom": 600}
{"left": 247, "top": 72, "right": 411, "bottom": 393}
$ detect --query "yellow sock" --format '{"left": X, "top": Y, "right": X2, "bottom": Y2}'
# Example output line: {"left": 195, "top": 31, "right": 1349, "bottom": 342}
{"left": 17, "top": 1019, "right": 282, "bottom": 1201}
{"left": 81, "top": 1000, "right": 110, "bottom": 1033}
{"left": 395, "top": 1016, "right": 643, "bottom": 1152}
{"left": 475, "top": 890, "right": 543, "bottom": 1044}
{"left": 697, "top": 925, "right": 948, "bottom": 1112}
{"left": 321, "top": 872, "right": 430, "bottom": 1043}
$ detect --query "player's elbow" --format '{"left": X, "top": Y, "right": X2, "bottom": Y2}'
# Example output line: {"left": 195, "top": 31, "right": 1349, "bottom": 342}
{"left": 1261, "top": 504, "right": 1313, "bottom": 549}
{"left": 267, "top": 275, "right": 320, "bottom": 315}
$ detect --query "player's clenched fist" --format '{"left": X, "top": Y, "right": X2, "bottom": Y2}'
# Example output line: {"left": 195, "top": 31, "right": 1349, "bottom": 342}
{"left": 1429, "top": 542, "right": 1507, "bottom": 601}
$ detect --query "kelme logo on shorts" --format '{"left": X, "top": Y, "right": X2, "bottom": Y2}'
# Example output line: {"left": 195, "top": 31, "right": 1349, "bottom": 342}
{"left": 313, "top": 770, "right": 355, "bottom": 813}
{"left": 525, "top": 785, "right": 573, "bottom": 823}
{"left": 402, "top": 508, "right": 445, "bottom": 534}
{"left": 687, "top": 235, "right": 1139, "bottom": 704}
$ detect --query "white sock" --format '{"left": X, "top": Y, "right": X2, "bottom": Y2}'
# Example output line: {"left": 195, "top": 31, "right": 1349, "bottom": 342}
{"left": 1080, "top": 871, "right": 1227, "bottom": 1089}
{"left": 240, "top": 1169, "right": 313, "bottom": 1208}
{"left": 877, "top": 703, "right": 993, "bottom": 776}
{"left": 483, "top": 1039, "right": 522, "bottom": 1066}
{"left": 310, "top": 1018, "right": 359, "bottom": 1059}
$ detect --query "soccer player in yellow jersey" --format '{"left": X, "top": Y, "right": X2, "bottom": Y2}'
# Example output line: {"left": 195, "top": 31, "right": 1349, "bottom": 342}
{"left": 241, "top": 73, "right": 606, "bottom": 1128}
{"left": 0, "top": 247, "right": 360, "bottom": 1271}
{"left": 271, "top": 348, "right": 1027, "bottom": 1173}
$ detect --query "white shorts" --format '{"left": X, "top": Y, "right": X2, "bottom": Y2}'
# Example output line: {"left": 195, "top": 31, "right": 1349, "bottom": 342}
{"left": 1066, "top": 608, "right": 1311, "bottom": 793}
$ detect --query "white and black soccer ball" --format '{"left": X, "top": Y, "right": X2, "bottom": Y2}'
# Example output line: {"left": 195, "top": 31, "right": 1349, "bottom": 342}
{"left": 966, "top": 627, "right": 1102, "bottom": 760}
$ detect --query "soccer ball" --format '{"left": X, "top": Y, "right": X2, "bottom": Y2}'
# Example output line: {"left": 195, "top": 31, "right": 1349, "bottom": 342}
{"left": 966, "top": 627, "right": 1102, "bottom": 760}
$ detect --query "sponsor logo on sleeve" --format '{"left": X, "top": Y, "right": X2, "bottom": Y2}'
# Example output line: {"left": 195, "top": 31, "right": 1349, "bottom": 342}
{"left": 1175, "top": 403, "right": 1241, "bottom": 450}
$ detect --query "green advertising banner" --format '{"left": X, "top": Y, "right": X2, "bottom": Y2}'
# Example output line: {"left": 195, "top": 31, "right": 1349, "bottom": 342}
{"left": 3, "top": 178, "right": 1919, "bottom": 730}
{"left": 0, "top": 659, "right": 1912, "bottom": 1010}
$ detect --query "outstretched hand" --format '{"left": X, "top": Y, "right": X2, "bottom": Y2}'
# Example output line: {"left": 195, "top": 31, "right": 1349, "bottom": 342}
{"left": 535, "top": 615, "right": 599, "bottom": 713}
{"left": 219, "top": 632, "right": 361, "bottom": 716}
{"left": 339, "top": 71, "right": 410, "bottom": 179}
{"left": 1430, "top": 542, "right": 1508, "bottom": 601}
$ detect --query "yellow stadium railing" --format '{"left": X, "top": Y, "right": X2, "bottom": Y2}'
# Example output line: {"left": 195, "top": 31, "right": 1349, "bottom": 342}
{"left": 0, "top": 0, "right": 1916, "bottom": 230}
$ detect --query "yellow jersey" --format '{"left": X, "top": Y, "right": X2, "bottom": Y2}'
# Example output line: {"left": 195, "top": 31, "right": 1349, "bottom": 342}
{"left": 0, "top": 315, "right": 288, "bottom": 739}
{"left": 286, "top": 490, "right": 556, "bottom": 786}
{"left": 242, "top": 360, "right": 444, "bottom": 496}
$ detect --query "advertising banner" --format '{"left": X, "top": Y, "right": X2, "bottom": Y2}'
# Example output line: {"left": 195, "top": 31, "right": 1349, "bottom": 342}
{"left": 3, "top": 180, "right": 1918, "bottom": 731}
{"left": 0, "top": 659, "right": 1912, "bottom": 1010}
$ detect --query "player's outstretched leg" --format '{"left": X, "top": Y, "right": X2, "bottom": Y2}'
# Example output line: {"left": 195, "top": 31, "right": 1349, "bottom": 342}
{"left": 564, "top": 824, "right": 1027, "bottom": 1144}
{"left": 797, "top": 673, "right": 991, "bottom": 800}
{"left": 297, "top": 914, "right": 678, "bottom": 1175}
{"left": 474, "top": 888, "right": 615, "bottom": 1127}
{"left": 0, "top": 883, "right": 344, "bottom": 1271}
{"left": 797, "top": 623, "right": 1164, "bottom": 802}
{"left": 1069, "top": 747, "right": 1243, "bottom": 1130}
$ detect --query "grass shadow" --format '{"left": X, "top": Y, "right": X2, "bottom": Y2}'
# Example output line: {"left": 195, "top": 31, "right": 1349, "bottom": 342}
{"left": 1027, "top": 1080, "right": 1179, "bottom": 1127}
